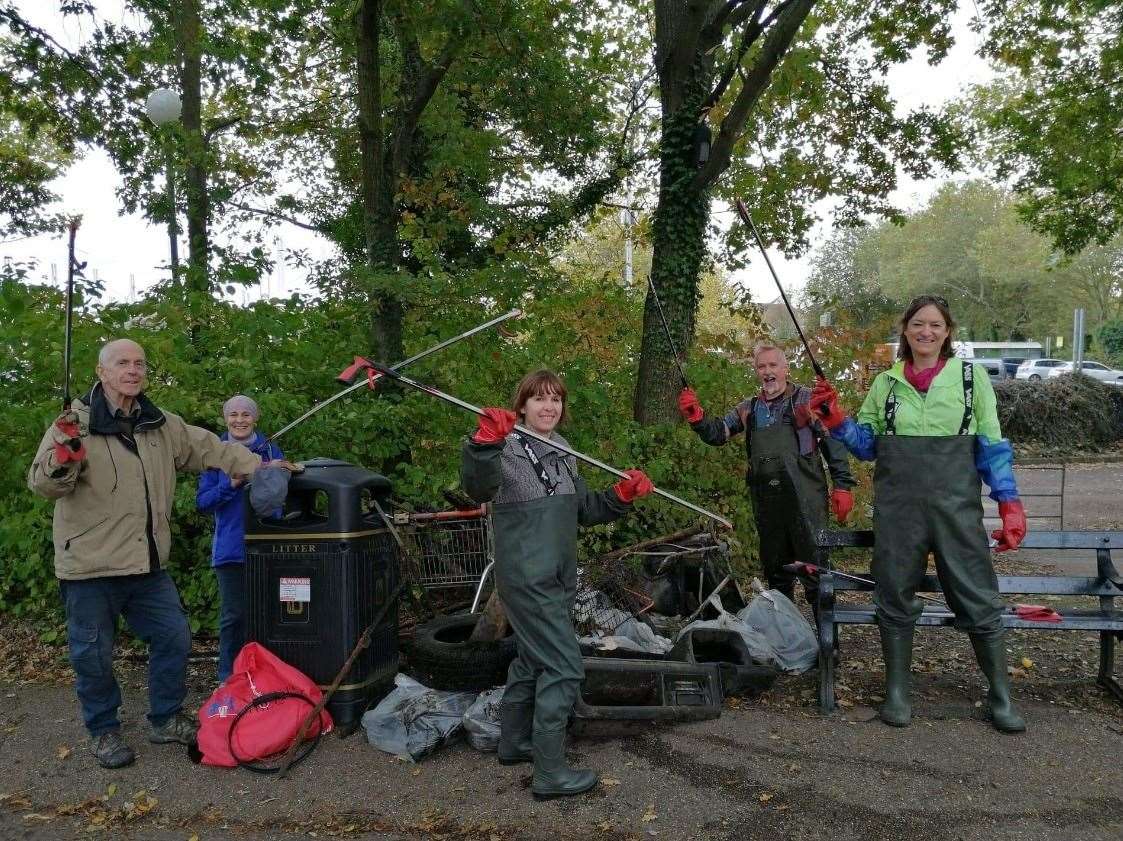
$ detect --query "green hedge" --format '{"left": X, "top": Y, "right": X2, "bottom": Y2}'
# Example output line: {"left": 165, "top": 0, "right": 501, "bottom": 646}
{"left": 1, "top": 275, "right": 771, "bottom": 638}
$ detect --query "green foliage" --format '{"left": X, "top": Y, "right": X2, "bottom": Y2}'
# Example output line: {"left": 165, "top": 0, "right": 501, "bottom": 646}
{"left": 803, "top": 180, "right": 1123, "bottom": 344}
{"left": 1098, "top": 320, "right": 1123, "bottom": 365}
{"left": 0, "top": 260, "right": 776, "bottom": 632}
{"left": 972, "top": 2, "right": 1123, "bottom": 254}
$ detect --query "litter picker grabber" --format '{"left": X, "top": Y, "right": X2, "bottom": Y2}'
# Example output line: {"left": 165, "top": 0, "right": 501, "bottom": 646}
{"left": 63, "top": 217, "right": 86, "bottom": 411}
{"left": 367, "top": 362, "right": 734, "bottom": 531}
{"left": 783, "top": 562, "right": 950, "bottom": 608}
{"left": 51, "top": 218, "right": 89, "bottom": 465}
{"left": 783, "top": 563, "right": 1063, "bottom": 621}
{"left": 733, "top": 199, "right": 826, "bottom": 381}
{"left": 268, "top": 308, "right": 522, "bottom": 443}
{"left": 646, "top": 276, "right": 689, "bottom": 389}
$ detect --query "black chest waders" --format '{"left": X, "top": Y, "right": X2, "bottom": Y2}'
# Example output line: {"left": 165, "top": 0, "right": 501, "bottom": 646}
{"left": 747, "top": 396, "right": 829, "bottom": 603}
{"left": 872, "top": 362, "right": 1025, "bottom": 732}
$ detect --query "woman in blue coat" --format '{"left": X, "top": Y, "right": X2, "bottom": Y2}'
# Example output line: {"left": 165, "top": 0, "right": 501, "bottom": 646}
{"left": 196, "top": 395, "right": 282, "bottom": 683}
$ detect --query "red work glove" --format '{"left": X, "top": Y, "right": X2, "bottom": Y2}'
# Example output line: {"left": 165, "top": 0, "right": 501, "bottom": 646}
{"left": 830, "top": 488, "right": 853, "bottom": 524}
{"left": 677, "top": 388, "right": 704, "bottom": 424}
{"left": 991, "top": 499, "right": 1027, "bottom": 552}
{"left": 613, "top": 469, "right": 654, "bottom": 503}
{"left": 1014, "top": 604, "right": 1061, "bottom": 623}
{"left": 50, "top": 412, "right": 87, "bottom": 465}
{"left": 809, "top": 377, "right": 847, "bottom": 431}
{"left": 472, "top": 408, "right": 517, "bottom": 444}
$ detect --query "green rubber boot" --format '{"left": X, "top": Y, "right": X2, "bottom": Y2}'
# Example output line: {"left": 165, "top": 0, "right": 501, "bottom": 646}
{"left": 497, "top": 702, "right": 533, "bottom": 765}
{"left": 969, "top": 633, "right": 1027, "bottom": 733}
{"left": 531, "top": 727, "right": 597, "bottom": 800}
{"left": 878, "top": 624, "right": 914, "bottom": 727}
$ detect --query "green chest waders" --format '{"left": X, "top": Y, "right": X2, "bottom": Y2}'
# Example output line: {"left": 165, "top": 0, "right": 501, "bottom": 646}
{"left": 748, "top": 416, "right": 829, "bottom": 601}
{"left": 491, "top": 493, "right": 604, "bottom": 793}
{"left": 872, "top": 368, "right": 1023, "bottom": 732}
{"left": 490, "top": 493, "right": 582, "bottom": 729}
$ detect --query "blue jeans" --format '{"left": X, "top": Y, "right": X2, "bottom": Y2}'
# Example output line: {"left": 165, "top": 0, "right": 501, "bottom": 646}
{"left": 214, "top": 563, "right": 246, "bottom": 683}
{"left": 60, "top": 570, "right": 192, "bottom": 737}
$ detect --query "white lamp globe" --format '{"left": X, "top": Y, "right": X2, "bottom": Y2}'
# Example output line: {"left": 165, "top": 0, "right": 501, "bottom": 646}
{"left": 145, "top": 88, "right": 182, "bottom": 126}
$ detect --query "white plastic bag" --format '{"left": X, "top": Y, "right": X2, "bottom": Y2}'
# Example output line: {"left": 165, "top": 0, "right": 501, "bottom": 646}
{"left": 361, "top": 673, "right": 477, "bottom": 761}
{"left": 738, "top": 589, "right": 818, "bottom": 674}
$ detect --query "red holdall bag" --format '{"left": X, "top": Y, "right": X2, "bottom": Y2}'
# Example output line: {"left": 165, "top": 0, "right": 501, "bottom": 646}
{"left": 197, "top": 642, "right": 333, "bottom": 770}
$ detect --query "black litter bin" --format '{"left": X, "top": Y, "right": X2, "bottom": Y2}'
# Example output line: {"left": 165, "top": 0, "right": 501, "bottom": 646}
{"left": 244, "top": 458, "right": 398, "bottom": 731}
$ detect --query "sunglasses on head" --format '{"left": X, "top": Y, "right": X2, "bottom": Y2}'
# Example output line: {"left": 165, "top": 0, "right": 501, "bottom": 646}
{"left": 909, "top": 295, "right": 949, "bottom": 309}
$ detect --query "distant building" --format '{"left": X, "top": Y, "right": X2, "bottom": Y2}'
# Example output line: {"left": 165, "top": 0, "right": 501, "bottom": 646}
{"left": 882, "top": 340, "right": 1045, "bottom": 360}
{"left": 759, "top": 295, "right": 803, "bottom": 339}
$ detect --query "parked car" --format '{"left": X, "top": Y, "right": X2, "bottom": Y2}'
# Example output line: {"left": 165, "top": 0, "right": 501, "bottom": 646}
{"left": 1016, "top": 358, "right": 1066, "bottom": 380}
{"left": 1045, "top": 360, "right": 1123, "bottom": 386}
{"left": 964, "top": 357, "right": 1006, "bottom": 384}
{"left": 1001, "top": 357, "right": 1026, "bottom": 378}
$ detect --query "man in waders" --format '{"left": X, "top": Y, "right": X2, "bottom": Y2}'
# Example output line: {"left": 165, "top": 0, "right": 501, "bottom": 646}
{"left": 677, "top": 342, "right": 855, "bottom": 611}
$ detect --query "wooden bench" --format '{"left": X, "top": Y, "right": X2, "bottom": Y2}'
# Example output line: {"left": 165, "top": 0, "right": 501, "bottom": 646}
{"left": 812, "top": 530, "right": 1123, "bottom": 713}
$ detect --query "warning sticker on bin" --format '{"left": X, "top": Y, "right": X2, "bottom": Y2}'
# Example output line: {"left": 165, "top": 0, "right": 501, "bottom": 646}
{"left": 279, "top": 577, "right": 311, "bottom": 602}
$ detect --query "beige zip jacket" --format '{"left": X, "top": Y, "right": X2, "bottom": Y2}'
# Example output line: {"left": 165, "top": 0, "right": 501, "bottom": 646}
{"left": 28, "top": 384, "right": 263, "bottom": 580}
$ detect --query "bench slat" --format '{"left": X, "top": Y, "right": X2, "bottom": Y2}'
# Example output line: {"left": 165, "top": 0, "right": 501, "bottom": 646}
{"left": 825, "top": 574, "right": 1123, "bottom": 597}
{"left": 816, "top": 529, "right": 1123, "bottom": 551}
{"left": 832, "top": 606, "right": 1123, "bottom": 631}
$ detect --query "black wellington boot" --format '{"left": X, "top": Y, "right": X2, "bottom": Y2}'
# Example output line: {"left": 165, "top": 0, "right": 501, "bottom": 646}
{"left": 969, "top": 633, "right": 1026, "bottom": 733}
{"left": 878, "top": 624, "right": 914, "bottom": 727}
{"left": 531, "top": 726, "right": 597, "bottom": 800}
{"left": 497, "top": 702, "right": 534, "bottom": 765}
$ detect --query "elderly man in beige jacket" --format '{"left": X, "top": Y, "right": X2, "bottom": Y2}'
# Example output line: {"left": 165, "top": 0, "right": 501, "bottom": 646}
{"left": 28, "top": 339, "right": 298, "bottom": 768}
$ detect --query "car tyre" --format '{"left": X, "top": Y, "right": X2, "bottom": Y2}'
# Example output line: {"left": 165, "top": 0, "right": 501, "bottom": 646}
{"left": 1029, "top": 374, "right": 1041, "bottom": 381}
{"left": 406, "top": 613, "right": 516, "bottom": 691}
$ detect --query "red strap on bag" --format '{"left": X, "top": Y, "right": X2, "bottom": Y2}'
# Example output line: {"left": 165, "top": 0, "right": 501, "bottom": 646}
{"left": 196, "top": 642, "right": 333, "bottom": 769}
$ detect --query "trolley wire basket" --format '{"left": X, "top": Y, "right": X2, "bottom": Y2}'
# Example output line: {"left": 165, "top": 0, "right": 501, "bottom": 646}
{"left": 572, "top": 560, "right": 655, "bottom": 637}
{"left": 391, "top": 508, "right": 495, "bottom": 598}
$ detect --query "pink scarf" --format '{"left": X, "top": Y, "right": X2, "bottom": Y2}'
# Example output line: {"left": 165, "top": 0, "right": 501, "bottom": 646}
{"left": 904, "top": 358, "right": 947, "bottom": 393}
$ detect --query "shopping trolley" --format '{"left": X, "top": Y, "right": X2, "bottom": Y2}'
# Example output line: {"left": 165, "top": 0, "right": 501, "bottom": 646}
{"left": 391, "top": 507, "right": 495, "bottom": 613}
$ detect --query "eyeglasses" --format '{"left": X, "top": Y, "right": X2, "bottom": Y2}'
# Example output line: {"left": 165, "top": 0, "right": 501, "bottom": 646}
{"left": 909, "top": 294, "right": 949, "bottom": 309}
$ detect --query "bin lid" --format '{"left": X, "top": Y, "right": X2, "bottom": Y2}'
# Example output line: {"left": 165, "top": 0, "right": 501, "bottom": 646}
{"left": 291, "top": 458, "right": 392, "bottom": 495}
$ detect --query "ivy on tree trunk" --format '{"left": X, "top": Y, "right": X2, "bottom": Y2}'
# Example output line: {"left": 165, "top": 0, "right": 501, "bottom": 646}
{"left": 634, "top": 0, "right": 816, "bottom": 424}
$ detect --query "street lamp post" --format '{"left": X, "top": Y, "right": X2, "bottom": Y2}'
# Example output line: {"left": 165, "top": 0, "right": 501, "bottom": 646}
{"left": 145, "top": 88, "right": 183, "bottom": 279}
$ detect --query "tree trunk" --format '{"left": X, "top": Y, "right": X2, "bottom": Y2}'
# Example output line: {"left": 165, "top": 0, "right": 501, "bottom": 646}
{"left": 633, "top": 118, "right": 711, "bottom": 423}
{"left": 633, "top": 31, "right": 713, "bottom": 424}
{"left": 634, "top": 0, "right": 818, "bottom": 424}
{"left": 176, "top": 0, "right": 208, "bottom": 292}
{"left": 356, "top": 0, "right": 404, "bottom": 362}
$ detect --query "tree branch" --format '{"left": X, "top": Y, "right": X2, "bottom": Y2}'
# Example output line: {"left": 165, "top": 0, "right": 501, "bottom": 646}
{"left": 204, "top": 116, "right": 241, "bottom": 143}
{"left": 0, "top": 8, "right": 104, "bottom": 84}
{"left": 222, "top": 200, "right": 324, "bottom": 233}
{"left": 690, "top": 0, "right": 816, "bottom": 191}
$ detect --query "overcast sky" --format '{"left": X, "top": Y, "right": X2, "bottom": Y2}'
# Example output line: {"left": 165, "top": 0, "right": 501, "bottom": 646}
{"left": 2, "top": 2, "right": 992, "bottom": 305}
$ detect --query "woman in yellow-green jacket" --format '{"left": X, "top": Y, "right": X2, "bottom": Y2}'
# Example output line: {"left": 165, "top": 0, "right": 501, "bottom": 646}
{"left": 811, "top": 295, "right": 1028, "bottom": 733}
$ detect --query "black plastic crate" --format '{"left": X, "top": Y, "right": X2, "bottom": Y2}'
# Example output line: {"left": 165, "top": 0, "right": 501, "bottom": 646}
{"left": 572, "top": 657, "right": 722, "bottom": 733}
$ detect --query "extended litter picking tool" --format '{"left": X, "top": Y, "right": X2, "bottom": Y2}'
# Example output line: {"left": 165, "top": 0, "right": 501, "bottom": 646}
{"left": 646, "top": 276, "right": 689, "bottom": 389}
{"left": 785, "top": 562, "right": 1064, "bottom": 621}
{"left": 268, "top": 308, "right": 523, "bottom": 443}
{"left": 367, "top": 362, "right": 734, "bottom": 531}
{"left": 783, "top": 562, "right": 951, "bottom": 608}
{"left": 734, "top": 199, "right": 827, "bottom": 382}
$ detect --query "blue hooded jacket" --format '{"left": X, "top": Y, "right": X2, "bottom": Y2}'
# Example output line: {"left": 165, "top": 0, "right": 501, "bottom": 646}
{"left": 196, "top": 431, "right": 283, "bottom": 566}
